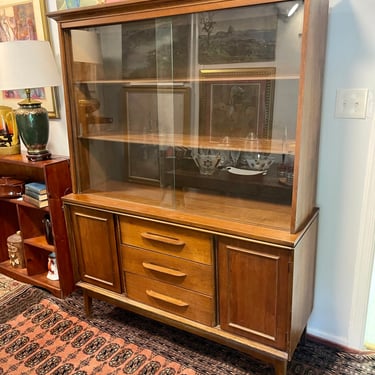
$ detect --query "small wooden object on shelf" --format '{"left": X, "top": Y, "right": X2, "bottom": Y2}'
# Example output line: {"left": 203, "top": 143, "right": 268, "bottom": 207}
{"left": 7, "top": 230, "right": 25, "bottom": 269}
{"left": 0, "top": 153, "right": 74, "bottom": 298}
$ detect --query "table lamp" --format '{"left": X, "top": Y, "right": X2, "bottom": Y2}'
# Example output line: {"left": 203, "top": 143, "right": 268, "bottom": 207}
{"left": 0, "top": 40, "right": 61, "bottom": 161}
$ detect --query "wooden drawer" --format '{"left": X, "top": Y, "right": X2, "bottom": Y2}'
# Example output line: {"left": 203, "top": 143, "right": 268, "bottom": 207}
{"left": 121, "top": 245, "right": 214, "bottom": 296}
{"left": 125, "top": 272, "right": 215, "bottom": 326}
{"left": 119, "top": 217, "right": 212, "bottom": 264}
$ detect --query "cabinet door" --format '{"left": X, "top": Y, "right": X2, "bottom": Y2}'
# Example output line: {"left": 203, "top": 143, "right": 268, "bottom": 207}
{"left": 67, "top": 205, "right": 121, "bottom": 292}
{"left": 218, "top": 237, "right": 291, "bottom": 350}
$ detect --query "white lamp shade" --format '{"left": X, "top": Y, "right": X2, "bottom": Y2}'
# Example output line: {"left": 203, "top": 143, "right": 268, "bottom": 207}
{"left": 0, "top": 40, "right": 61, "bottom": 90}
{"left": 71, "top": 30, "right": 103, "bottom": 64}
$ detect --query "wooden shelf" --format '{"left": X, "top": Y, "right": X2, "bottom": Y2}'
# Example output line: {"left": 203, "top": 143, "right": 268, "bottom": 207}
{"left": 0, "top": 260, "right": 61, "bottom": 297}
{"left": 72, "top": 73, "right": 300, "bottom": 86}
{"left": 78, "top": 133, "right": 296, "bottom": 155}
{"left": 24, "top": 236, "right": 55, "bottom": 252}
{"left": 0, "top": 153, "right": 74, "bottom": 298}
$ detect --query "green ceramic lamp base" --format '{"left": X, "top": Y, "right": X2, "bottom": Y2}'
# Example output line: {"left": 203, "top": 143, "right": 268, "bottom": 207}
{"left": 15, "top": 95, "right": 51, "bottom": 162}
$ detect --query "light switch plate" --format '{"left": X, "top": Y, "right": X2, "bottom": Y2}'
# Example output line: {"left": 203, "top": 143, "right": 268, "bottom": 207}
{"left": 335, "top": 88, "right": 369, "bottom": 119}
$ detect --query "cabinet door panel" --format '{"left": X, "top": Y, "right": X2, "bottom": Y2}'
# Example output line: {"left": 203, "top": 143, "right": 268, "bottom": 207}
{"left": 218, "top": 238, "right": 291, "bottom": 350}
{"left": 69, "top": 206, "right": 121, "bottom": 292}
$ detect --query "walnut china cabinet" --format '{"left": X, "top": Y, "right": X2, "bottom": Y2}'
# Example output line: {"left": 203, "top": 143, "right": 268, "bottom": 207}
{"left": 49, "top": 1, "right": 328, "bottom": 373}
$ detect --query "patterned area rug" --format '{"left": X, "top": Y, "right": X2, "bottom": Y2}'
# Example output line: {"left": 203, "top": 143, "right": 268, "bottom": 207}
{"left": 0, "top": 273, "right": 30, "bottom": 303}
{"left": 49, "top": 291, "right": 375, "bottom": 375}
{"left": 0, "top": 274, "right": 32, "bottom": 324}
{"left": 0, "top": 298, "right": 196, "bottom": 374}
{"left": 0, "top": 286, "right": 375, "bottom": 374}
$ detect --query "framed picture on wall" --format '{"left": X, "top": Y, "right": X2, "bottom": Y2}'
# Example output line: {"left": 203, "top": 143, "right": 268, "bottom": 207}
{"left": 56, "top": 0, "right": 122, "bottom": 9}
{"left": 0, "top": 0, "right": 59, "bottom": 118}
{"left": 56, "top": 0, "right": 98, "bottom": 9}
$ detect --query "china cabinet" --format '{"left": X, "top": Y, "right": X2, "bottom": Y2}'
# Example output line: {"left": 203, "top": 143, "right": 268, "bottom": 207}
{"left": 0, "top": 153, "right": 74, "bottom": 297}
{"left": 49, "top": 0, "right": 328, "bottom": 373}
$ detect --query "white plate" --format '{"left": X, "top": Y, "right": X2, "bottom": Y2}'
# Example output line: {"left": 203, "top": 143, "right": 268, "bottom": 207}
{"left": 226, "top": 167, "right": 264, "bottom": 176}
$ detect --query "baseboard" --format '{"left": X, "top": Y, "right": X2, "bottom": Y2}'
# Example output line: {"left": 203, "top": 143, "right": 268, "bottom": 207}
{"left": 306, "top": 327, "right": 348, "bottom": 347}
{"left": 306, "top": 332, "right": 375, "bottom": 355}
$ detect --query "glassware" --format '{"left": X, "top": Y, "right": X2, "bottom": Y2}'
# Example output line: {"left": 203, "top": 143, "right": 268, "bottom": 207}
{"left": 230, "top": 150, "right": 241, "bottom": 168}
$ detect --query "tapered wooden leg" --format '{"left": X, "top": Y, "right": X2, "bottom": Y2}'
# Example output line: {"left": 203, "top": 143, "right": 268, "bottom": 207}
{"left": 273, "top": 359, "right": 287, "bottom": 375}
{"left": 83, "top": 290, "right": 93, "bottom": 317}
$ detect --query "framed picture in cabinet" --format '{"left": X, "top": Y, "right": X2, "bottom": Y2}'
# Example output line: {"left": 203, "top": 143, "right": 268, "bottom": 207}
{"left": 121, "top": 15, "right": 191, "bottom": 80}
{"left": 127, "top": 143, "right": 161, "bottom": 184}
{"left": 123, "top": 86, "right": 190, "bottom": 135}
{"left": 0, "top": 0, "right": 59, "bottom": 118}
{"left": 198, "top": 7, "right": 277, "bottom": 64}
{"left": 124, "top": 86, "right": 190, "bottom": 184}
{"left": 200, "top": 68, "right": 275, "bottom": 141}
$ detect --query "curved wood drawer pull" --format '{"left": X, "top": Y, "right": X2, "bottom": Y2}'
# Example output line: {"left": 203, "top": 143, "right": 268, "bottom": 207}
{"left": 141, "top": 231, "right": 185, "bottom": 246}
{"left": 146, "top": 289, "right": 189, "bottom": 307}
{"left": 142, "top": 262, "right": 187, "bottom": 277}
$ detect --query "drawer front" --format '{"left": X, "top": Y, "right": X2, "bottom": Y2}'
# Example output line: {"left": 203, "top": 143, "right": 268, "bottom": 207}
{"left": 120, "top": 217, "right": 212, "bottom": 264}
{"left": 121, "top": 245, "right": 214, "bottom": 296}
{"left": 125, "top": 272, "right": 215, "bottom": 326}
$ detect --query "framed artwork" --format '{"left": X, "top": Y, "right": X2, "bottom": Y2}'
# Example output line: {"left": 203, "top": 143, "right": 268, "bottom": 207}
{"left": 56, "top": 0, "right": 120, "bottom": 9}
{"left": 121, "top": 15, "right": 191, "bottom": 80}
{"left": 124, "top": 86, "right": 190, "bottom": 135}
{"left": 56, "top": 0, "right": 98, "bottom": 9}
{"left": 0, "top": 0, "right": 59, "bottom": 118}
{"left": 200, "top": 68, "right": 276, "bottom": 140}
{"left": 198, "top": 7, "right": 277, "bottom": 64}
{"left": 124, "top": 86, "right": 190, "bottom": 183}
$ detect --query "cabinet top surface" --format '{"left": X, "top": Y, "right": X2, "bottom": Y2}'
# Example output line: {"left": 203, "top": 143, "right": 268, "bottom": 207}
{"left": 63, "top": 192, "right": 318, "bottom": 247}
{"left": 0, "top": 153, "right": 68, "bottom": 168}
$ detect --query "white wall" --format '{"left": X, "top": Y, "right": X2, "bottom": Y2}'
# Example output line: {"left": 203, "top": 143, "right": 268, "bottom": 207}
{"left": 308, "top": 0, "right": 375, "bottom": 349}
{"left": 45, "top": 0, "right": 69, "bottom": 157}
{"left": 46, "top": 0, "right": 375, "bottom": 350}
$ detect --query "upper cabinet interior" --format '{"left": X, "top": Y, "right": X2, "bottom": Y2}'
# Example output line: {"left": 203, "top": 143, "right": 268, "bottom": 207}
{"left": 49, "top": 0, "right": 328, "bottom": 234}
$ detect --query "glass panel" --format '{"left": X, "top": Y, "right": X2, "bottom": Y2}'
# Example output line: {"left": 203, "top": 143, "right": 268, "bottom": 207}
{"left": 69, "top": 1, "right": 304, "bottom": 229}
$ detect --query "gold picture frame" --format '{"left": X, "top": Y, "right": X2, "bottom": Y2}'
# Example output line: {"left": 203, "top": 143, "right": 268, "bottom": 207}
{"left": 200, "top": 68, "right": 276, "bottom": 140}
{"left": 0, "top": 0, "right": 59, "bottom": 118}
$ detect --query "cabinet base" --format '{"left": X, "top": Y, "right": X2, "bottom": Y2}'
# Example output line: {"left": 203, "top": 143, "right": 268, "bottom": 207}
{"left": 78, "top": 283, "right": 291, "bottom": 375}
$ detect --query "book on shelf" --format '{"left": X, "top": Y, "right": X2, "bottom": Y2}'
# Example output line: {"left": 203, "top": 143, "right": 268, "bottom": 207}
{"left": 24, "top": 189, "right": 48, "bottom": 201}
{"left": 24, "top": 182, "right": 47, "bottom": 195}
{"left": 23, "top": 194, "right": 49, "bottom": 208}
